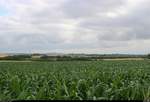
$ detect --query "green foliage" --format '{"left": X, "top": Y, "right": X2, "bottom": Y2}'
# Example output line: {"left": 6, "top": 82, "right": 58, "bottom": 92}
{"left": 147, "top": 54, "right": 150, "bottom": 59}
{"left": 0, "top": 55, "right": 31, "bottom": 60}
{"left": 77, "top": 79, "right": 88, "bottom": 99}
{"left": 0, "top": 60, "right": 150, "bottom": 100}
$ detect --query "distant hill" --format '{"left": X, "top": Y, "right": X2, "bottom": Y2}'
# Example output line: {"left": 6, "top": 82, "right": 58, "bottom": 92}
{"left": 0, "top": 53, "right": 148, "bottom": 61}
{"left": 0, "top": 53, "right": 9, "bottom": 58}
{"left": 46, "top": 53, "right": 65, "bottom": 56}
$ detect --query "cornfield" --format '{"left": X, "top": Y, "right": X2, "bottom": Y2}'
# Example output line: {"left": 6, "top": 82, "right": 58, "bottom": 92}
{"left": 0, "top": 60, "right": 150, "bottom": 100}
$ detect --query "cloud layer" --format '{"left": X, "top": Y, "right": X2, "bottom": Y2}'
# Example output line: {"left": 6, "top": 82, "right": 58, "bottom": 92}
{"left": 0, "top": 0, "right": 150, "bottom": 54}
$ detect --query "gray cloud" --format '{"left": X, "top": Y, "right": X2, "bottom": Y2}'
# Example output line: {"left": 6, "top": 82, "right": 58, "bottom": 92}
{"left": 62, "top": 0, "right": 125, "bottom": 18}
{"left": 0, "top": 0, "right": 150, "bottom": 53}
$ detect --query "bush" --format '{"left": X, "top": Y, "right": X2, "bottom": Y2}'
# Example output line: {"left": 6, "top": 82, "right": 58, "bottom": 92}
{"left": 147, "top": 54, "right": 150, "bottom": 59}
{"left": 0, "top": 55, "right": 31, "bottom": 60}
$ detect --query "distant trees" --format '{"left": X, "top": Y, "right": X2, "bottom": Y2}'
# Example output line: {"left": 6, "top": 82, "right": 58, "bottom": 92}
{"left": 148, "top": 54, "right": 150, "bottom": 59}
{"left": 40, "top": 55, "right": 92, "bottom": 61}
{"left": 0, "top": 54, "right": 149, "bottom": 61}
{"left": 0, "top": 55, "right": 31, "bottom": 60}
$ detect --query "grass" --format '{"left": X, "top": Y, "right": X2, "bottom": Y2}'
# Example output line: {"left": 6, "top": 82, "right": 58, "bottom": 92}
{"left": 0, "top": 60, "right": 150, "bottom": 100}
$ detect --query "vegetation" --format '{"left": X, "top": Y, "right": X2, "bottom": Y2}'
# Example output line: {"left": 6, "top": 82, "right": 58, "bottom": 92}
{"left": 0, "top": 55, "right": 31, "bottom": 60}
{"left": 0, "top": 54, "right": 147, "bottom": 61}
{"left": 147, "top": 54, "right": 150, "bottom": 59}
{"left": 0, "top": 60, "right": 150, "bottom": 100}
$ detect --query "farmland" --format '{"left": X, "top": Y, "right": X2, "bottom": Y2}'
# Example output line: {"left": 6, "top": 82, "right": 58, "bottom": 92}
{"left": 0, "top": 60, "right": 150, "bottom": 100}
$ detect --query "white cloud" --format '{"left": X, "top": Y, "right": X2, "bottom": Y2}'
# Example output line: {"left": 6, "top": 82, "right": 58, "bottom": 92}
{"left": 0, "top": 0, "right": 150, "bottom": 54}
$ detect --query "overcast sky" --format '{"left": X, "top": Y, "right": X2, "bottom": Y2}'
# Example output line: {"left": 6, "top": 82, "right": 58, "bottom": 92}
{"left": 0, "top": 0, "right": 150, "bottom": 54}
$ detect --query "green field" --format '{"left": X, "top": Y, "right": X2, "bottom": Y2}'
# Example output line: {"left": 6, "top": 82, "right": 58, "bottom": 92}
{"left": 0, "top": 60, "right": 150, "bottom": 100}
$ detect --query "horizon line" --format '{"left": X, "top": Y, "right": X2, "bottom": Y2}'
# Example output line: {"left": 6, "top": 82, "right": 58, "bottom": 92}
{"left": 0, "top": 52, "right": 148, "bottom": 55}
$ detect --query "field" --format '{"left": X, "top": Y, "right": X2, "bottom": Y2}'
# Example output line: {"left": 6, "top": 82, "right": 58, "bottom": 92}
{"left": 0, "top": 60, "right": 150, "bottom": 100}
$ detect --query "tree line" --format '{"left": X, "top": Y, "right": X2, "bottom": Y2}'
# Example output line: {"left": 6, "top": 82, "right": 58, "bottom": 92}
{"left": 0, "top": 54, "right": 149, "bottom": 61}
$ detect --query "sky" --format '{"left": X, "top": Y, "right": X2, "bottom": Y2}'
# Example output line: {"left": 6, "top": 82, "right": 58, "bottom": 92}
{"left": 0, "top": 0, "right": 150, "bottom": 54}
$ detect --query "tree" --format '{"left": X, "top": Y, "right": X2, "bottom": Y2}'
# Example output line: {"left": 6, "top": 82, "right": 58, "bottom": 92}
{"left": 147, "top": 54, "right": 150, "bottom": 59}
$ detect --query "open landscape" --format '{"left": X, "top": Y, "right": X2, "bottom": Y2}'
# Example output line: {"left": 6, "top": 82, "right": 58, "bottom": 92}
{"left": 0, "top": 55, "right": 150, "bottom": 100}
{"left": 1, "top": 0, "right": 150, "bottom": 101}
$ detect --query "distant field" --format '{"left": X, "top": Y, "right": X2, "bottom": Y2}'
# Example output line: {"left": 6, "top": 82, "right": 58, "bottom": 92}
{"left": 0, "top": 60, "right": 32, "bottom": 62}
{"left": 103, "top": 58, "right": 144, "bottom": 61}
{"left": 0, "top": 57, "right": 145, "bottom": 62}
{"left": 0, "top": 54, "right": 8, "bottom": 58}
{"left": 0, "top": 60, "right": 150, "bottom": 100}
